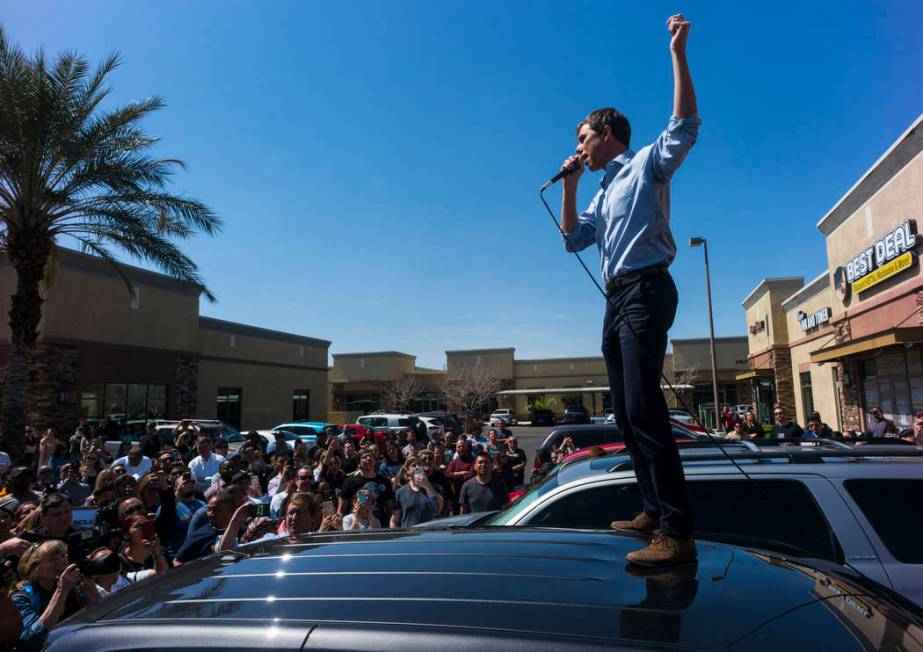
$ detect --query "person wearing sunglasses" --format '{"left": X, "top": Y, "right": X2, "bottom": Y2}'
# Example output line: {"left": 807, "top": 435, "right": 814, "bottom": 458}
{"left": 770, "top": 405, "right": 804, "bottom": 440}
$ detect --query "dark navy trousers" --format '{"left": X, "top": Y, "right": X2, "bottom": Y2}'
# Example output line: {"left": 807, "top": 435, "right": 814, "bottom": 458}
{"left": 602, "top": 271, "right": 693, "bottom": 538}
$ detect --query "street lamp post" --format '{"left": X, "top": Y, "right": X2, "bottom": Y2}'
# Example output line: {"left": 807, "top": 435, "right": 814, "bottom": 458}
{"left": 690, "top": 236, "right": 721, "bottom": 431}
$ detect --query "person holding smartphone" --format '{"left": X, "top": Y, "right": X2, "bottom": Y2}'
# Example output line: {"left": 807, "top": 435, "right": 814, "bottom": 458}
{"left": 390, "top": 457, "right": 444, "bottom": 528}
{"left": 342, "top": 490, "right": 380, "bottom": 530}
{"left": 118, "top": 514, "right": 169, "bottom": 581}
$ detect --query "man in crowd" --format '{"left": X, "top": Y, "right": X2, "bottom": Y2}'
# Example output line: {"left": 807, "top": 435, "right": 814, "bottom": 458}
{"left": 188, "top": 437, "right": 224, "bottom": 494}
{"left": 174, "top": 489, "right": 238, "bottom": 564}
{"left": 2, "top": 467, "right": 41, "bottom": 509}
{"left": 270, "top": 465, "right": 314, "bottom": 518}
{"left": 339, "top": 450, "right": 393, "bottom": 525}
{"left": 867, "top": 407, "right": 897, "bottom": 437}
{"left": 459, "top": 452, "right": 508, "bottom": 514}
{"left": 110, "top": 447, "right": 152, "bottom": 480}
{"left": 57, "top": 464, "right": 91, "bottom": 506}
{"left": 391, "top": 456, "right": 444, "bottom": 528}
{"left": 504, "top": 436, "right": 527, "bottom": 487}
{"left": 445, "top": 438, "right": 475, "bottom": 513}
{"left": 771, "top": 406, "right": 804, "bottom": 440}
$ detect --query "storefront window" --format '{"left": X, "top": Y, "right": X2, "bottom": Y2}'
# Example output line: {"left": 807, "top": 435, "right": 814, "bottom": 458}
{"left": 858, "top": 348, "right": 923, "bottom": 429}
{"left": 81, "top": 383, "right": 169, "bottom": 424}
{"left": 81, "top": 383, "right": 105, "bottom": 420}
{"left": 293, "top": 389, "right": 309, "bottom": 421}
{"left": 800, "top": 372, "right": 814, "bottom": 418}
{"left": 217, "top": 387, "right": 242, "bottom": 430}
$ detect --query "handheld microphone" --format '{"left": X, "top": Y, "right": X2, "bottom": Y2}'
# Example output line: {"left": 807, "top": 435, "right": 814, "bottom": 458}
{"left": 541, "top": 161, "right": 582, "bottom": 191}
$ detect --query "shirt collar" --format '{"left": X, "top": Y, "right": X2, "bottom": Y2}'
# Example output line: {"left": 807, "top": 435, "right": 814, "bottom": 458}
{"left": 601, "top": 149, "right": 635, "bottom": 188}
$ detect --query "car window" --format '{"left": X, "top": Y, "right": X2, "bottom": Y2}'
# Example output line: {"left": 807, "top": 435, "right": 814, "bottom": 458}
{"left": 358, "top": 418, "right": 371, "bottom": 427}
{"left": 372, "top": 417, "right": 388, "bottom": 427}
{"left": 526, "top": 482, "right": 642, "bottom": 529}
{"left": 525, "top": 479, "right": 839, "bottom": 561}
{"left": 844, "top": 479, "right": 923, "bottom": 563}
{"left": 398, "top": 418, "right": 410, "bottom": 427}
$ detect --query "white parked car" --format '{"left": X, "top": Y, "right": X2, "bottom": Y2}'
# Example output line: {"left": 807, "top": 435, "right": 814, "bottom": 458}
{"left": 356, "top": 414, "right": 422, "bottom": 437}
{"left": 416, "top": 416, "right": 445, "bottom": 440}
{"left": 489, "top": 409, "right": 517, "bottom": 427}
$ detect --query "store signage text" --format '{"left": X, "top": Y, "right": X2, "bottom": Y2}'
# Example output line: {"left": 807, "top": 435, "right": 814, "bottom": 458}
{"left": 798, "top": 307, "right": 832, "bottom": 331}
{"left": 845, "top": 220, "right": 917, "bottom": 289}
{"left": 749, "top": 320, "right": 765, "bottom": 335}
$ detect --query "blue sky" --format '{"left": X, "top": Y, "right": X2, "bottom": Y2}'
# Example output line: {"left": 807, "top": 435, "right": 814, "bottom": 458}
{"left": 4, "top": 1, "right": 922, "bottom": 368}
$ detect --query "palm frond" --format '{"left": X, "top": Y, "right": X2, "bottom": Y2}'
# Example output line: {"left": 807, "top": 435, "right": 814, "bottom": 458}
{"left": 0, "top": 27, "right": 219, "bottom": 301}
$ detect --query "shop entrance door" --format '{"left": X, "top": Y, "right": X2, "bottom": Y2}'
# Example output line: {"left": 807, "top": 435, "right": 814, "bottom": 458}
{"left": 754, "top": 378, "right": 776, "bottom": 424}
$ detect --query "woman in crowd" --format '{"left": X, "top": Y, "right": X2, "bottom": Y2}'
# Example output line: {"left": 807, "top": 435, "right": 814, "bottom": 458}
{"left": 313, "top": 451, "right": 346, "bottom": 494}
{"left": 37, "top": 429, "right": 60, "bottom": 470}
{"left": 342, "top": 489, "right": 379, "bottom": 529}
{"left": 79, "top": 451, "right": 103, "bottom": 488}
{"left": 136, "top": 473, "right": 177, "bottom": 547}
{"left": 485, "top": 429, "right": 502, "bottom": 456}
{"left": 378, "top": 444, "right": 404, "bottom": 479}
{"left": 742, "top": 411, "right": 763, "bottom": 439}
{"left": 118, "top": 514, "right": 169, "bottom": 579}
{"left": 341, "top": 441, "right": 359, "bottom": 474}
{"left": 726, "top": 422, "right": 744, "bottom": 441}
{"left": 11, "top": 540, "right": 100, "bottom": 651}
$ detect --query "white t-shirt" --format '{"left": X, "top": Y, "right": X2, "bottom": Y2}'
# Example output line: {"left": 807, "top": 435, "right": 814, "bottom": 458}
{"left": 111, "top": 455, "right": 153, "bottom": 480}
{"left": 188, "top": 454, "right": 226, "bottom": 490}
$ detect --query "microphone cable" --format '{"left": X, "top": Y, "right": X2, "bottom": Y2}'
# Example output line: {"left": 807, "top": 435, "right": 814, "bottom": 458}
{"left": 538, "top": 184, "right": 848, "bottom": 566}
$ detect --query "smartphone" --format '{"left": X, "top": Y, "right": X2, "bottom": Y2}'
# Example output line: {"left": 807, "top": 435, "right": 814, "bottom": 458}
{"left": 248, "top": 503, "right": 268, "bottom": 518}
{"left": 357, "top": 492, "right": 368, "bottom": 505}
{"left": 413, "top": 466, "right": 424, "bottom": 479}
{"left": 321, "top": 500, "right": 336, "bottom": 518}
{"left": 138, "top": 520, "right": 157, "bottom": 540}
{"left": 250, "top": 475, "right": 261, "bottom": 490}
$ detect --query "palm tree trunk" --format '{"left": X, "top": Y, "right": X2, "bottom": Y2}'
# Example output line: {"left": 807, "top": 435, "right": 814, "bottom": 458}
{"left": 1, "top": 238, "right": 50, "bottom": 463}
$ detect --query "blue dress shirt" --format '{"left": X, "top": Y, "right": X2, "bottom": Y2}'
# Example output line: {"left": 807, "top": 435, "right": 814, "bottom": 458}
{"left": 563, "top": 114, "right": 701, "bottom": 282}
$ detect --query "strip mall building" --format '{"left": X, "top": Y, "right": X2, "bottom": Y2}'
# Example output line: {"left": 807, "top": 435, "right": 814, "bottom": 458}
{"left": 740, "top": 114, "right": 923, "bottom": 431}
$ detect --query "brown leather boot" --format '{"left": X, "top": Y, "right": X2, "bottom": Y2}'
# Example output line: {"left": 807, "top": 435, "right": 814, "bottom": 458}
{"left": 610, "top": 512, "right": 658, "bottom": 535}
{"left": 626, "top": 533, "right": 697, "bottom": 567}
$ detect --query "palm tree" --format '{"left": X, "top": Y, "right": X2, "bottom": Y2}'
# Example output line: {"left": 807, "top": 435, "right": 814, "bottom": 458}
{"left": 0, "top": 27, "right": 221, "bottom": 461}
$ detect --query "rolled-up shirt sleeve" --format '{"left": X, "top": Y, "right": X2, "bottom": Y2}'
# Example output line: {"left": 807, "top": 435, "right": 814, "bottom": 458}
{"left": 651, "top": 113, "right": 701, "bottom": 182}
{"left": 561, "top": 195, "right": 599, "bottom": 253}
{"left": 12, "top": 590, "right": 48, "bottom": 652}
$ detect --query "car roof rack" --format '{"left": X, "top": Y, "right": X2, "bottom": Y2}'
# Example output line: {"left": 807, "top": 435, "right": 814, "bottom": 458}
{"left": 607, "top": 438, "right": 923, "bottom": 472}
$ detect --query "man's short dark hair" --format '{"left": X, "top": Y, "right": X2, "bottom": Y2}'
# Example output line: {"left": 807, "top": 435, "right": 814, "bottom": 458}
{"left": 578, "top": 107, "right": 631, "bottom": 148}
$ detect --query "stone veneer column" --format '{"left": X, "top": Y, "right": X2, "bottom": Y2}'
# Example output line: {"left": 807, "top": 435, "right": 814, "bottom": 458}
{"left": 172, "top": 354, "right": 199, "bottom": 419}
{"left": 771, "top": 347, "right": 796, "bottom": 418}
{"left": 27, "top": 343, "right": 81, "bottom": 433}
{"left": 835, "top": 360, "right": 862, "bottom": 432}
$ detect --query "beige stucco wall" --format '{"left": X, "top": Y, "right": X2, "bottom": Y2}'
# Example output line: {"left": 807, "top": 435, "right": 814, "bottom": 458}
{"left": 743, "top": 280, "right": 804, "bottom": 357}
{"left": 198, "top": 358, "right": 327, "bottom": 430}
{"left": 446, "top": 349, "right": 514, "bottom": 379}
{"left": 0, "top": 249, "right": 200, "bottom": 351}
{"left": 825, "top": 150, "right": 923, "bottom": 316}
{"left": 784, "top": 280, "right": 839, "bottom": 428}
{"left": 672, "top": 338, "right": 748, "bottom": 376}
{"left": 330, "top": 353, "right": 416, "bottom": 383}
{"left": 199, "top": 321, "right": 327, "bottom": 370}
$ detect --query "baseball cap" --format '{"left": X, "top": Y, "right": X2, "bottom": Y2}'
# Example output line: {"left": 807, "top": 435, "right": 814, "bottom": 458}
{"left": 10, "top": 466, "right": 33, "bottom": 480}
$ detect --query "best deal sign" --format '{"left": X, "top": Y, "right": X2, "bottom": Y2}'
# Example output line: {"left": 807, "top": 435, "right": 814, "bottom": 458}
{"left": 846, "top": 220, "right": 918, "bottom": 294}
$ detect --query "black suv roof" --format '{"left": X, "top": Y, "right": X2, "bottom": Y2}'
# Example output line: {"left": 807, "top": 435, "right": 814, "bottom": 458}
{"left": 49, "top": 528, "right": 923, "bottom": 651}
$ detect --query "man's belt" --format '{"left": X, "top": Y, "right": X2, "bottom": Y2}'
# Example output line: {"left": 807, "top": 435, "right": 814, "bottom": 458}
{"left": 605, "top": 264, "right": 669, "bottom": 294}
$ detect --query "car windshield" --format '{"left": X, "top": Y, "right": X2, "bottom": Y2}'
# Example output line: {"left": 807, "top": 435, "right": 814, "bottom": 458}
{"left": 484, "top": 471, "right": 561, "bottom": 525}
{"left": 279, "top": 426, "right": 317, "bottom": 438}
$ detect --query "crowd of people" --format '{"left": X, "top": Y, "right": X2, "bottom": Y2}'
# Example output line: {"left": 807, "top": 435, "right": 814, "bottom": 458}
{"left": 0, "top": 419, "right": 527, "bottom": 649}
{"left": 719, "top": 404, "right": 923, "bottom": 445}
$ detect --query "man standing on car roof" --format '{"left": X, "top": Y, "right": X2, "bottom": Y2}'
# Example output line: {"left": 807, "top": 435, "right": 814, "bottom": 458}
{"left": 557, "top": 14, "right": 699, "bottom": 567}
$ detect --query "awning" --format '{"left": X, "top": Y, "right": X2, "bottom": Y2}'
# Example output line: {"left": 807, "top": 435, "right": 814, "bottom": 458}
{"left": 735, "top": 369, "right": 774, "bottom": 381}
{"left": 810, "top": 327, "right": 923, "bottom": 364}
{"left": 496, "top": 384, "right": 694, "bottom": 396}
